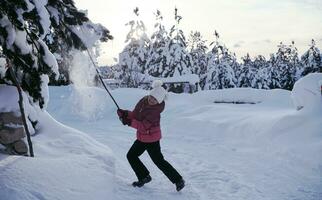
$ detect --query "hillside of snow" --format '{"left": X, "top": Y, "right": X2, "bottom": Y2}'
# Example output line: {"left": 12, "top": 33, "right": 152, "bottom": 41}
{"left": 0, "top": 74, "right": 322, "bottom": 200}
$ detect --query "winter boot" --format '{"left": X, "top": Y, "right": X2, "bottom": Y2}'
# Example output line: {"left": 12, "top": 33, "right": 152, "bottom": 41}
{"left": 132, "top": 175, "right": 152, "bottom": 187}
{"left": 175, "top": 179, "right": 185, "bottom": 191}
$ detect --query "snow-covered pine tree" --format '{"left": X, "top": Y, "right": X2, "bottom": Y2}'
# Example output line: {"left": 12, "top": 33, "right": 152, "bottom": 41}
{"left": 252, "top": 55, "right": 270, "bottom": 89}
{"left": 162, "top": 7, "right": 192, "bottom": 92}
{"left": 230, "top": 52, "right": 241, "bottom": 85}
{"left": 0, "top": 0, "right": 60, "bottom": 109}
{"left": 188, "top": 31, "right": 208, "bottom": 90}
{"left": 237, "top": 53, "right": 257, "bottom": 88}
{"left": 220, "top": 50, "right": 237, "bottom": 89}
{"left": 145, "top": 10, "right": 170, "bottom": 78}
{"left": 267, "top": 53, "right": 281, "bottom": 89}
{"left": 289, "top": 41, "right": 302, "bottom": 82}
{"left": 45, "top": 2, "right": 112, "bottom": 85}
{"left": 0, "top": 0, "right": 113, "bottom": 108}
{"left": 204, "top": 31, "right": 236, "bottom": 90}
{"left": 301, "top": 39, "right": 322, "bottom": 76}
{"left": 275, "top": 42, "right": 297, "bottom": 90}
{"left": 118, "top": 7, "right": 150, "bottom": 87}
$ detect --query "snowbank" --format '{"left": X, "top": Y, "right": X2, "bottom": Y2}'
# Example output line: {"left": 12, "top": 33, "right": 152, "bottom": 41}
{"left": 46, "top": 85, "right": 322, "bottom": 200}
{"left": 0, "top": 110, "right": 115, "bottom": 200}
{"left": 1, "top": 84, "right": 322, "bottom": 200}
{"left": 184, "top": 87, "right": 292, "bottom": 108}
{"left": 291, "top": 73, "right": 322, "bottom": 113}
{"left": 210, "top": 88, "right": 280, "bottom": 104}
{"left": 0, "top": 85, "right": 116, "bottom": 200}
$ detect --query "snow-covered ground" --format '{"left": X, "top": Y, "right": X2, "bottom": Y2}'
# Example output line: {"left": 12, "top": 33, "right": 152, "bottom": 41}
{"left": 1, "top": 75, "right": 322, "bottom": 200}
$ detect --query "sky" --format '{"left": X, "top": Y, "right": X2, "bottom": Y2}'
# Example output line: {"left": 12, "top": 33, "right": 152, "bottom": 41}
{"left": 74, "top": 0, "right": 322, "bottom": 65}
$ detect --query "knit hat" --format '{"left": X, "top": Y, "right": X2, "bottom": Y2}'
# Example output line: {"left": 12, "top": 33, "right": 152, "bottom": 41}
{"left": 149, "top": 80, "right": 167, "bottom": 104}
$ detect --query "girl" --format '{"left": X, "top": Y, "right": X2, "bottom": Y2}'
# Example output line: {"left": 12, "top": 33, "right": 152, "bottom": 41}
{"left": 117, "top": 80, "right": 185, "bottom": 192}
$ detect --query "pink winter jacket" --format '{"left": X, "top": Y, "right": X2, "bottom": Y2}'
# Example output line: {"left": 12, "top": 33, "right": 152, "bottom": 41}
{"left": 127, "top": 96, "right": 165, "bottom": 143}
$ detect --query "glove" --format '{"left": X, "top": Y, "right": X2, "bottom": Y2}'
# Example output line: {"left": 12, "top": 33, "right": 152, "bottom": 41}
{"left": 117, "top": 109, "right": 128, "bottom": 118}
{"left": 117, "top": 109, "right": 131, "bottom": 126}
{"left": 122, "top": 117, "right": 131, "bottom": 126}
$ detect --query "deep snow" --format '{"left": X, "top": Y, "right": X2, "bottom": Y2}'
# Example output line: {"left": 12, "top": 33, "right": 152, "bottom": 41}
{"left": 1, "top": 77, "right": 322, "bottom": 200}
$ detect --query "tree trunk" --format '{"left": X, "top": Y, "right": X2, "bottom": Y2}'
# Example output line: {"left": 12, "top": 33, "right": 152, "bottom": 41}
{"left": 7, "top": 66, "right": 34, "bottom": 157}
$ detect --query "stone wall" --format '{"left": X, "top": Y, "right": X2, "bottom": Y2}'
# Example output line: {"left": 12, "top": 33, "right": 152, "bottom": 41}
{"left": 0, "top": 112, "right": 28, "bottom": 155}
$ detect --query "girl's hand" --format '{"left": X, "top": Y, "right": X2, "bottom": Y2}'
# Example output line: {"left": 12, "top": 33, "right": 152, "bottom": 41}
{"left": 117, "top": 109, "right": 128, "bottom": 118}
{"left": 117, "top": 109, "right": 131, "bottom": 126}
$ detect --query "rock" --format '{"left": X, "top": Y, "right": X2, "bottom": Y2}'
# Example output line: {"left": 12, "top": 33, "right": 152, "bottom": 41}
{"left": 0, "top": 127, "right": 25, "bottom": 145}
{"left": 13, "top": 140, "right": 28, "bottom": 155}
{"left": 0, "top": 112, "right": 23, "bottom": 125}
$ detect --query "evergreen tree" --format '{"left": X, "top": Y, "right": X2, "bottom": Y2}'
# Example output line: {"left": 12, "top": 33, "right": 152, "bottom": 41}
{"left": 220, "top": 50, "right": 237, "bottom": 89}
{"left": 275, "top": 42, "right": 297, "bottom": 90}
{"left": 188, "top": 31, "right": 207, "bottom": 89}
{"left": 163, "top": 7, "right": 192, "bottom": 78}
{"left": 0, "top": 0, "right": 60, "bottom": 108}
{"left": 204, "top": 31, "right": 236, "bottom": 90}
{"left": 267, "top": 54, "right": 281, "bottom": 89}
{"left": 118, "top": 7, "right": 150, "bottom": 87}
{"left": 301, "top": 39, "right": 322, "bottom": 76}
{"left": 253, "top": 55, "right": 270, "bottom": 89}
{"left": 289, "top": 41, "right": 302, "bottom": 82}
{"left": 145, "top": 10, "right": 170, "bottom": 77}
{"left": 231, "top": 52, "right": 241, "bottom": 85}
{"left": 0, "top": 0, "right": 112, "bottom": 107}
{"left": 238, "top": 53, "right": 257, "bottom": 88}
{"left": 158, "top": 7, "right": 192, "bottom": 93}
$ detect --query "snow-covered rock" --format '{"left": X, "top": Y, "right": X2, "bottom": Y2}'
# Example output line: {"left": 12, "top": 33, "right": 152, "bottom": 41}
{"left": 0, "top": 85, "right": 39, "bottom": 134}
{"left": 291, "top": 73, "right": 322, "bottom": 112}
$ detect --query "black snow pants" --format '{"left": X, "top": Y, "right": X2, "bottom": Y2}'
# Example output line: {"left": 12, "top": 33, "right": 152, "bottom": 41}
{"left": 127, "top": 140, "right": 182, "bottom": 184}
